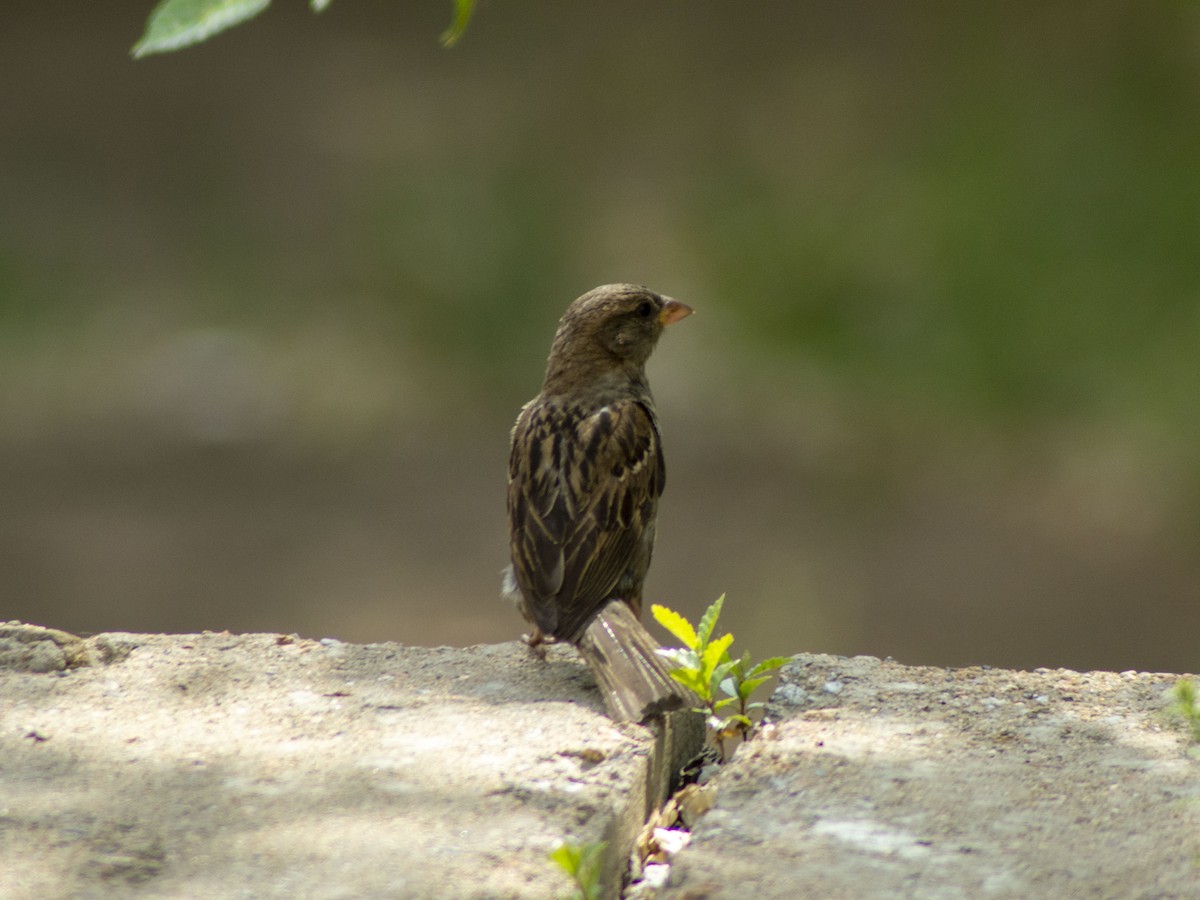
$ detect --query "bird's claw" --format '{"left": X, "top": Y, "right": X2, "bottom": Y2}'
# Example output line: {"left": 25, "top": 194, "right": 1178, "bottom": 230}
{"left": 522, "top": 629, "right": 557, "bottom": 660}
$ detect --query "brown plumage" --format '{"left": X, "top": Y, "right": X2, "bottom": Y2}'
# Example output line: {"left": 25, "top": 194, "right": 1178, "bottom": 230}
{"left": 503, "top": 283, "right": 694, "bottom": 722}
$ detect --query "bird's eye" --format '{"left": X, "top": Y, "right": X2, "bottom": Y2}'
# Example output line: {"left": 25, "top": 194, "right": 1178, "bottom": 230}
{"left": 635, "top": 300, "right": 654, "bottom": 318}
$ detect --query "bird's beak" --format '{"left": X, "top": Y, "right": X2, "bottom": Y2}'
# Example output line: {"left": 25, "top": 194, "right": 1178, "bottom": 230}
{"left": 658, "top": 298, "right": 694, "bottom": 326}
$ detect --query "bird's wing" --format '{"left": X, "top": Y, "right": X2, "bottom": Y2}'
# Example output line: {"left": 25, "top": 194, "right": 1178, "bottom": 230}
{"left": 507, "top": 396, "right": 664, "bottom": 640}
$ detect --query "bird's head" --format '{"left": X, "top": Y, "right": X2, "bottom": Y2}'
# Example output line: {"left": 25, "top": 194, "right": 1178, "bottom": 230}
{"left": 543, "top": 284, "right": 693, "bottom": 390}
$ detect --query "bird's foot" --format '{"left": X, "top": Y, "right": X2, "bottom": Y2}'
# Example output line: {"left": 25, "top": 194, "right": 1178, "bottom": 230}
{"left": 522, "top": 628, "right": 556, "bottom": 660}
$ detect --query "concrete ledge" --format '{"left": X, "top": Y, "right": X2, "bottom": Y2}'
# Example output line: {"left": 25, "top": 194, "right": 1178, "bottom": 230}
{"left": 0, "top": 626, "right": 702, "bottom": 899}
{"left": 7, "top": 627, "right": 1198, "bottom": 898}
{"left": 662, "top": 653, "right": 1200, "bottom": 898}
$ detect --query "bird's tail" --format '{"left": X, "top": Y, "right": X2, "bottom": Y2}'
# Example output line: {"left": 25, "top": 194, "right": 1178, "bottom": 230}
{"left": 577, "top": 600, "right": 692, "bottom": 723}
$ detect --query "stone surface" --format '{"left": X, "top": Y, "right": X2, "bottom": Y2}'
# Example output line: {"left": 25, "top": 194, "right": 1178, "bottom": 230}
{"left": 662, "top": 653, "right": 1200, "bottom": 899}
{"left": 0, "top": 628, "right": 701, "bottom": 899}
{"left": 7, "top": 631, "right": 1198, "bottom": 899}
{"left": 0, "top": 621, "right": 92, "bottom": 673}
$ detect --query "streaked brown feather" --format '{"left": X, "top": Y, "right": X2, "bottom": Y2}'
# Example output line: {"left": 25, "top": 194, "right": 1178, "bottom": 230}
{"left": 508, "top": 395, "right": 662, "bottom": 642}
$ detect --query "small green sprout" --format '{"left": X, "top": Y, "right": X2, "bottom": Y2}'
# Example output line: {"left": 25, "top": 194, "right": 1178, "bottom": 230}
{"left": 653, "top": 595, "right": 788, "bottom": 760}
{"left": 548, "top": 840, "right": 606, "bottom": 900}
{"left": 1169, "top": 677, "right": 1200, "bottom": 744}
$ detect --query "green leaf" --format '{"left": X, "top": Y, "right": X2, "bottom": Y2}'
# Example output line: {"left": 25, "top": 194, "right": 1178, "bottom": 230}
{"left": 719, "top": 651, "right": 747, "bottom": 685}
{"left": 549, "top": 842, "right": 582, "bottom": 873}
{"left": 577, "top": 842, "right": 607, "bottom": 900}
{"left": 701, "top": 633, "right": 734, "bottom": 679}
{"left": 748, "top": 656, "right": 791, "bottom": 678}
{"left": 310, "top": 0, "right": 331, "bottom": 10}
{"left": 738, "top": 675, "right": 773, "bottom": 700}
{"left": 1171, "top": 678, "right": 1200, "bottom": 742}
{"left": 713, "top": 656, "right": 739, "bottom": 679}
{"left": 440, "top": 0, "right": 475, "bottom": 48}
{"left": 712, "top": 659, "right": 740, "bottom": 693}
{"left": 549, "top": 841, "right": 606, "bottom": 900}
{"left": 651, "top": 604, "right": 698, "bottom": 649}
{"left": 696, "top": 594, "right": 726, "bottom": 646}
{"left": 656, "top": 647, "right": 699, "bottom": 671}
{"left": 133, "top": 0, "right": 271, "bottom": 57}
{"left": 1174, "top": 678, "right": 1197, "bottom": 708}
{"left": 669, "top": 667, "right": 710, "bottom": 699}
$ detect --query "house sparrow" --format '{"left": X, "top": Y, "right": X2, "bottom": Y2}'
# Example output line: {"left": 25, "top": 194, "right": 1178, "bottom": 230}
{"left": 503, "top": 284, "right": 694, "bottom": 722}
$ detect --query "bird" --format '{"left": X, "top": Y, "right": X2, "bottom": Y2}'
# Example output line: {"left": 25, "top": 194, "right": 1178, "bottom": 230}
{"left": 502, "top": 283, "right": 694, "bottom": 723}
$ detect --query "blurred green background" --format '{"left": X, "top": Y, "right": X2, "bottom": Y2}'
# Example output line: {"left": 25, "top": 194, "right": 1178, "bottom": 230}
{"left": 2, "top": 2, "right": 1198, "bottom": 672}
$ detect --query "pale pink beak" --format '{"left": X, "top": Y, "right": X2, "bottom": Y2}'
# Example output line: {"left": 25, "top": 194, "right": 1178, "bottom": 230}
{"left": 658, "top": 297, "right": 694, "bottom": 326}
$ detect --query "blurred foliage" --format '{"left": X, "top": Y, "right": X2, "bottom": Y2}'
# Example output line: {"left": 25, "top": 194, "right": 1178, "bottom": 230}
{"left": 32, "top": 3, "right": 1200, "bottom": 450}
{"left": 134, "top": 0, "right": 474, "bottom": 57}
{"left": 346, "top": 159, "right": 576, "bottom": 382}
{"left": 440, "top": 0, "right": 475, "bottom": 48}
{"left": 10, "top": 2, "right": 1200, "bottom": 461}
{"left": 1169, "top": 678, "right": 1200, "bottom": 745}
{"left": 691, "top": 14, "right": 1200, "bottom": 435}
{"left": 3, "top": 2, "right": 1200, "bottom": 669}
